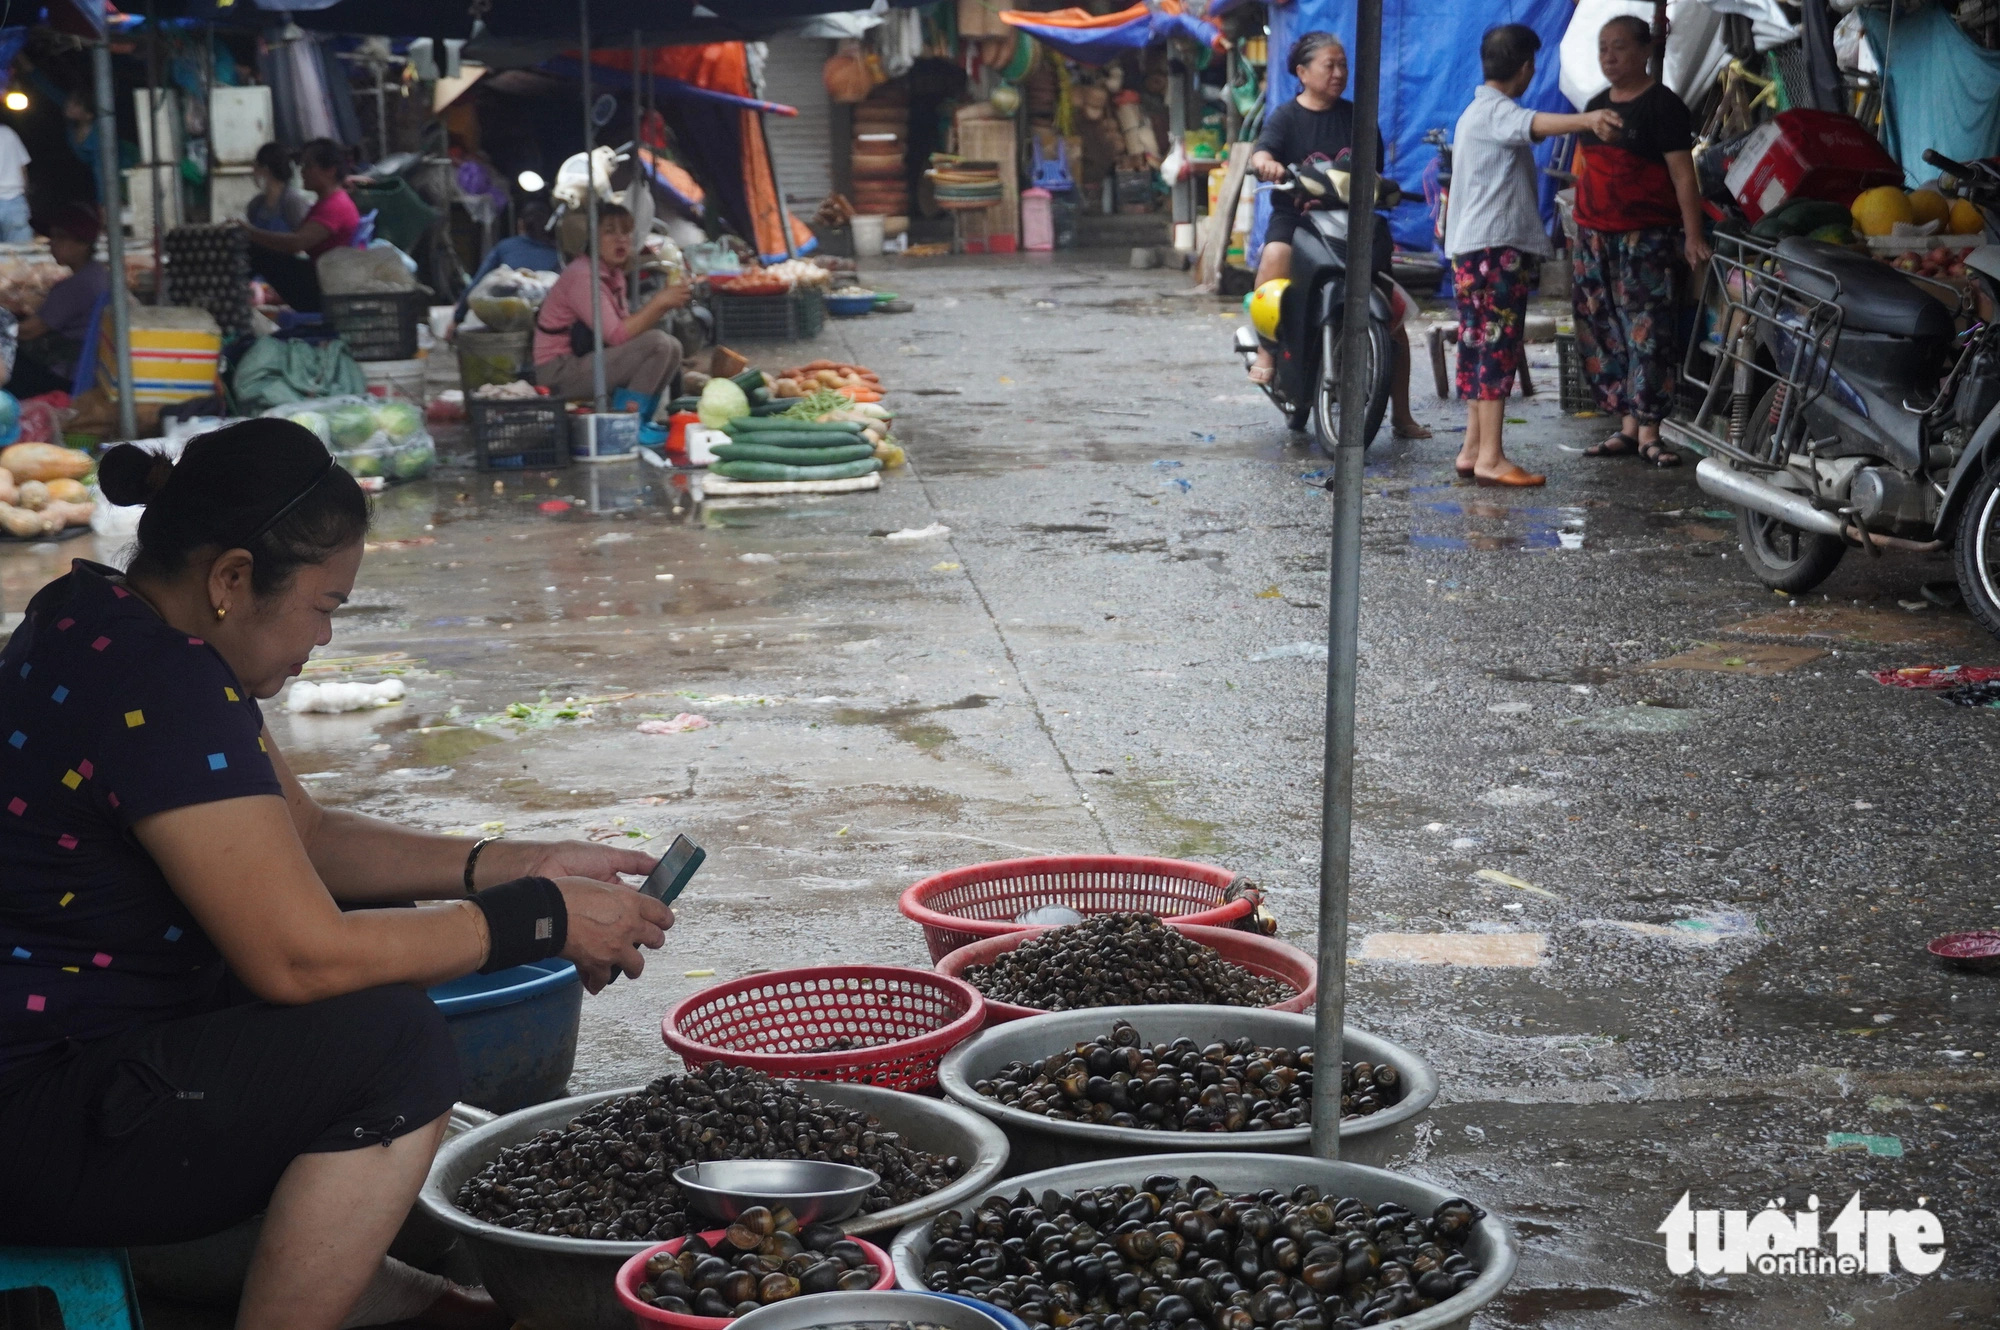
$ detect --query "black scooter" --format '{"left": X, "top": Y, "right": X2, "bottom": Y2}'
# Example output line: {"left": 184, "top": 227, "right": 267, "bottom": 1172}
{"left": 1670, "top": 149, "right": 2000, "bottom": 640}
{"left": 1234, "top": 161, "right": 1400, "bottom": 455}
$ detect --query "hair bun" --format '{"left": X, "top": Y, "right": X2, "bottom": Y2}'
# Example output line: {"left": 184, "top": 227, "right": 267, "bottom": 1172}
{"left": 96, "top": 443, "right": 175, "bottom": 507}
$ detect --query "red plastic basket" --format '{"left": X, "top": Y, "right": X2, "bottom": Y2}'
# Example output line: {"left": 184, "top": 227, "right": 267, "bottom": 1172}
{"left": 935, "top": 921, "right": 1317, "bottom": 1026}
{"left": 615, "top": 1230, "right": 894, "bottom": 1329}
{"left": 898, "top": 855, "right": 1255, "bottom": 963}
{"left": 661, "top": 965, "right": 985, "bottom": 1092}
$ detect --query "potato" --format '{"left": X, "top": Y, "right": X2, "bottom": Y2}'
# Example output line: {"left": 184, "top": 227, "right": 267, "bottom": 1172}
{"left": 43, "top": 478, "right": 86, "bottom": 504}
{"left": 0, "top": 502, "right": 41, "bottom": 538}
{"left": 40, "top": 499, "right": 93, "bottom": 529}
{"left": 0, "top": 442, "right": 92, "bottom": 483}
{"left": 16, "top": 479, "right": 48, "bottom": 511}
{"left": 0, "top": 466, "right": 13, "bottom": 506}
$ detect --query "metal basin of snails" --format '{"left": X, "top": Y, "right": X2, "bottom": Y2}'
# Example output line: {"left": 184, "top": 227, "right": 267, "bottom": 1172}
{"left": 938, "top": 1006, "right": 1436, "bottom": 1173}
{"left": 418, "top": 1071, "right": 1009, "bottom": 1330}
{"left": 890, "top": 1155, "right": 1517, "bottom": 1330}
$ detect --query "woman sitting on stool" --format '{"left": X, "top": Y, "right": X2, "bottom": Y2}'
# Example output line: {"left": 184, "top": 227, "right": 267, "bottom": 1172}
{"left": 5, "top": 203, "right": 109, "bottom": 399}
{"left": 534, "top": 204, "right": 690, "bottom": 410}
{"left": 236, "top": 139, "right": 360, "bottom": 314}
{"left": 0, "top": 419, "right": 674, "bottom": 1329}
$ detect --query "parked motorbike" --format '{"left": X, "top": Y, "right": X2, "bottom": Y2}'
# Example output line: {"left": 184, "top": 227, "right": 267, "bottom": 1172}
{"left": 1668, "top": 148, "right": 2000, "bottom": 638}
{"left": 1233, "top": 159, "right": 1400, "bottom": 455}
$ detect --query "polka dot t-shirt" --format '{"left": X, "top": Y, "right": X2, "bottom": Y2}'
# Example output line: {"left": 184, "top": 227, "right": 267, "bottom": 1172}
{"left": 0, "top": 561, "right": 281, "bottom": 1075}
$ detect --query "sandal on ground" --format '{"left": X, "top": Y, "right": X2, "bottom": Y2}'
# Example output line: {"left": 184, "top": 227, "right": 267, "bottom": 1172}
{"left": 1639, "top": 440, "right": 1682, "bottom": 468}
{"left": 1476, "top": 465, "right": 1546, "bottom": 488}
{"left": 1393, "top": 422, "right": 1434, "bottom": 440}
{"left": 1584, "top": 432, "right": 1640, "bottom": 458}
{"left": 1247, "top": 362, "right": 1274, "bottom": 385}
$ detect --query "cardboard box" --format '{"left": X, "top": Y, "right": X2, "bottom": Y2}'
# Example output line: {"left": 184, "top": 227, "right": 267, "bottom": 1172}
{"left": 1725, "top": 109, "right": 1903, "bottom": 223}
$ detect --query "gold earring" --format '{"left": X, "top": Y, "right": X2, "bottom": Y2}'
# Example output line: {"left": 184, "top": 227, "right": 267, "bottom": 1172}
{"left": 214, "top": 606, "right": 227, "bottom": 621}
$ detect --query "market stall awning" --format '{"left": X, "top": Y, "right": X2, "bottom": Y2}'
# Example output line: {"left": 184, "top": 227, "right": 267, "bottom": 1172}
{"left": 998, "top": 2, "right": 1223, "bottom": 64}
{"left": 160, "top": 0, "right": 906, "bottom": 44}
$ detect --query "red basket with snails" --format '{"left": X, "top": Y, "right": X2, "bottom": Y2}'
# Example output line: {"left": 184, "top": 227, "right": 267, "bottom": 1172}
{"left": 935, "top": 922, "right": 1316, "bottom": 1026}
{"left": 898, "top": 855, "right": 1257, "bottom": 963}
{"left": 661, "top": 965, "right": 985, "bottom": 1093}
{"left": 616, "top": 1230, "right": 894, "bottom": 1329}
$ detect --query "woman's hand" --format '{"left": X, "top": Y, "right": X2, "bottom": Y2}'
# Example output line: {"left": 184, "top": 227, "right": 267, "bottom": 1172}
{"left": 555, "top": 876, "right": 674, "bottom": 992}
{"left": 498, "top": 838, "right": 659, "bottom": 886}
{"left": 1684, "top": 233, "right": 1713, "bottom": 269}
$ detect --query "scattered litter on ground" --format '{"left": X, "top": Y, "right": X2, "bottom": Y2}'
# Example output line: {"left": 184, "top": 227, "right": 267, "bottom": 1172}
{"left": 637, "top": 713, "right": 711, "bottom": 735}
{"left": 1504, "top": 417, "right": 1527, "bottom": 425}
{"left": 655, "top": 573, "right": 674, "bottom": 581}
{"left": 592, "top": 532, "right": 634, "bottom": 545}
{"left": 1642, "top": 642, "right": 1825, "bottom": 675}
{"left": 493, "top": 694, "right": 595, "bottom": 726}
{"left": 1154, "top": 459, "right": 1184, "bottom": 468}
{"left": 1474, "top": 868, "right": 1559, "bottom": 899}
{"left": 931, "top": 561, "right": 961, "bottom": 572}
{"left": 1450, "top": 837, "right": 1480, "bottom": 851}
{"left": 1251, "top": 641, "right": 1328, "bottom": 662}
{"left": 1477, "top": 785, "right": 1555, "bottom": 808}
{"left": 1166, "top": 477, "right": 1193, "bottom": 492}
{"left": 286, "top": 678, "right": 405, "bottom": 713}
{"left": 684, "top": 969, "right": 716, "bottom": 978}
{"left": 882, "top": 522, "right": 950, "bottom": 541}
{"left": 1358, "top": 932, "right": 1547, "bottom": 967}
{"left": 1826, "top": 1132, "right": 1904, "bottom": 1158}
{"left": 1486, "top": 700, "right": 1532, "bottom": 714}
{"left": 1871, "top": 665, "right": 2000, "bottom": 689}
{"left": 1301, "top": 469, "right": 1332, "bottom": 486}
{"left": 537, "top": 500, "right": 570, "bottom": 513}
{"left": 1898, "top": 599, "right": 1927, "bottom": 612}
{"left": 300, "top": 651, "right": 421, "bottom": 678}
{"left": 1595, "top": 911, "right": 1764, "bottom": 946}
{"left": 1561, "top": 703, "right": 1701, "bottom": 734}
{"left": 1190, "top": 432, "right": 1216, "bottom": 443}
{"left": 1256, "top": 585, "right": 1284, "bottom": 599}
{"left": 739, "top": 552, "right": 778, "bottom": 563}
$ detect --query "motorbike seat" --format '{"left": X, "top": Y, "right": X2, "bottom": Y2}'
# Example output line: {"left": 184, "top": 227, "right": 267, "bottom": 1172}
{"left": 1775, "top": 237, "right": 1953, "bottom": 338}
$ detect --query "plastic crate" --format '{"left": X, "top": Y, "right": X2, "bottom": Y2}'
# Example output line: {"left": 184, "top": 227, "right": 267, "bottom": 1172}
{"left": 662, "top": 965, "right": 985, "bottom": 1093}
{"left": 1555, "top": 330, "right": 1593, "bottom": 414}
{"left": 899, "top": 855, "right": 1254, "bottom": 962}
{"left": 323, "top": 289, "right": 426, "bottom": 362}
{"left": 711, "top": 287, "right": 826, "bottom": 342}
{"left": 468, "top": 397, "right": 570, "bottom": 471}
{"left": 935, "top": 922, "right": 1318, "bottom": 1027}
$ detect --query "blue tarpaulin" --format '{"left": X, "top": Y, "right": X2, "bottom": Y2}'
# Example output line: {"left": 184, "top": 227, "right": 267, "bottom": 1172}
{"left": 1258, "top": 0, "right": 1576, "bottom": 257}
{"left": 1000, "top": 5, "right": 1223, "bottom": 65}
{"left": 1863, "top": 5, "right": 2000, "bottom": 187}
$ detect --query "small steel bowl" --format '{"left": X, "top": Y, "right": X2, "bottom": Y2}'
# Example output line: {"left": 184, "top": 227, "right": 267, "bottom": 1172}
{"left": 672, "top": 1159, "right": 880, "bottom": 1225}
{"left": 1928, "top": 930, "right": 2000, "bottom": 972}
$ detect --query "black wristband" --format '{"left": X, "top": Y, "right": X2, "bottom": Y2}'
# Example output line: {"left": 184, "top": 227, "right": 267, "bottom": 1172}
{"left": 471, "top": 876, "right": 567, "bottom": 974}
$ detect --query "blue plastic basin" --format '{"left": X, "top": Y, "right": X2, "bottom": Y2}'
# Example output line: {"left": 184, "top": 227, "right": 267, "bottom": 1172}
{"left": 428, "top": 959, "right": 582, "bottom": 1114}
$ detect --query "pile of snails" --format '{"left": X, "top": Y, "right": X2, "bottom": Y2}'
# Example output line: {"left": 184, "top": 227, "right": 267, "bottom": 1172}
{"left": 973, "top": 1023, "right": 1400, "bottom": 1131}
{"left": 961, "top": 914, "right": 1291, "bottom": 1011}
{"left": 917, "top": 1174, "right": 1484, "bottom": 1329}
{"left": 634, "top": 1205, "right": 882, "bottom": 1317}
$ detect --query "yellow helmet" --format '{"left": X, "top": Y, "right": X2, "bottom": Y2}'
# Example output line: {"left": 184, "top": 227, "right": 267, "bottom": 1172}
{"left": 1250, "top": 278, "right": 1289, "bottom": 340}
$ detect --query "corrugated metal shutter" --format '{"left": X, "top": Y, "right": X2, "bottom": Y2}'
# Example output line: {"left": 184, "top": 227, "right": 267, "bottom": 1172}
{"left": 760, "top": 37, "right": 834, "bottom": 210}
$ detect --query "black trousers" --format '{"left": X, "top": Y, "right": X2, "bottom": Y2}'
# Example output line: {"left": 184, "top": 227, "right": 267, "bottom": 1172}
{"left": 248, "top": 249, "right": 324, "bottom": 314}
{"left": 0, "top": 984, "right": 459, "bottom": 1246}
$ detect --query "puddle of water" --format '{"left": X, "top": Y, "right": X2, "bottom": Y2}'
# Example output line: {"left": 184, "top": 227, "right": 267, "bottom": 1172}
{"left": 1402, "top": 487, "right": 1586, "bottom": 552}
{"left": 1492, "top": 1286, "right": 1642, "bottom": 1321}
{"left": 828, "top": 695, "right": 993, "bottom": 753}
{"left": 408, "top": 725, "right": 511, "bottom": 765}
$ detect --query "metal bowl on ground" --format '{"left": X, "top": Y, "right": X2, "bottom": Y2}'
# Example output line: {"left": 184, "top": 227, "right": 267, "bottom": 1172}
{"left": 731, "top": 1290, "right": 1018, "bottom": 1330}
{"left": 672, "top": 1159, "right": 879, "bottom": 1224}
{"left": 416, "top": 1080, "right": 1011, "bottom": 1330}
{"left": 890, "top": 1154, "right": 1517, "bottom": 1330}
{"left": 937, "top": 1005, "right": 1436, "bottom": 1171}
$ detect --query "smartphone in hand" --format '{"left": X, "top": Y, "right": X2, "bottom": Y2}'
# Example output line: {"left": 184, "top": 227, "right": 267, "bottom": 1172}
{"left": 639, "top": 834, "right": 706, "bottom": 907}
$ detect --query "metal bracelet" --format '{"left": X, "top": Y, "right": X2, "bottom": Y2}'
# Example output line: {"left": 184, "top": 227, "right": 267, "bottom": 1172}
{"left": 463, "top": 835, "right": 501, "bottom": 896}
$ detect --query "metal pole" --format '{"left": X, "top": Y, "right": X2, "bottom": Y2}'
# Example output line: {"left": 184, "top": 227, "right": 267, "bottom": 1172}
{"left": 203, "top": 22, "right": 214, "bottom": 224}
{"left": 92, "top": 40, "right": 136, "bottom": 441}
{"left": 630, "top": 29, "right": 641, "bottom": 308}
{"left": 1309, "top": 0, "right": 1382, "bottom": 1161}
{"left": 1168, "top": 53, "right": 1191, "bottom": 232}
{"left": 582, "top": 2, "right": 606, "bottom": 414}
{"left": 145, "top": 0, "right": 165, "bottom": 299}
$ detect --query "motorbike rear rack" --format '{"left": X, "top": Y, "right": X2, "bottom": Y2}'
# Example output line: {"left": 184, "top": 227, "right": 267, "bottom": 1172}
{"left": 1667, "top": 232, "right": 1846, "bottom": 470}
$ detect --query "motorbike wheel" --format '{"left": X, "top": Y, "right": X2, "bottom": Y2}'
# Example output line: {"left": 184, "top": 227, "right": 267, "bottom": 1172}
{"left": 1312, "top": 318, "right": 1392, "bottom": 458}
{"left": 1732, "top": 383, "right": 1847, "bottom": 593}
{"left": 1953, "top": 464, "right": 2000, "bottom": 641}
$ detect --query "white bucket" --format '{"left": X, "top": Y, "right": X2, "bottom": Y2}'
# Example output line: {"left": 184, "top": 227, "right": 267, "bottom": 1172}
{"left": 851, "top": 214, "right": 886, "bottom": 257}
{"left": 362, "top": 358, "right": 428, "bottom": 405}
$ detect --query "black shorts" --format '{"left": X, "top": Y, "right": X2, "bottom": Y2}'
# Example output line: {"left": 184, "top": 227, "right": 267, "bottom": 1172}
{"left": 1265, "top": 206, "right": 1303, "bottom": 248}
{"left": 0, "top": 984, "right": 460, "bottom": 1246}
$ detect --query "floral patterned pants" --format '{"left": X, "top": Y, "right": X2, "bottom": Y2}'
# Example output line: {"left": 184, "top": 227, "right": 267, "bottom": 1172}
{"left": 1571, "top": 226, "right": 1679, "bottom": 424}
{"left": 1451, "top": 246, "right": 1531, "bottom": 401}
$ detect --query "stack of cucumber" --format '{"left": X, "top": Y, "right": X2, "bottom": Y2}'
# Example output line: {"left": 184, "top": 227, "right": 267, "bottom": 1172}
{"left": 710, "top": 417, "right": 884, "bottom": 482}
{"left": 665, "top": 369, "right": 795, "bottom": 419}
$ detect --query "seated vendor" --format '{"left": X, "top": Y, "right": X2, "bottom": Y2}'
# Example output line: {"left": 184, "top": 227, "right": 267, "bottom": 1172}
{"left": 0, "top": 420, "right": 674, "bottom": 1330}
{"left": 245, "top": 141, "right": 314, "bottom": 234}
{"left": 4, "top": 202, "right": 109, "bottom": 399}
{"left": 236, "top": 138, "right": 359, "bottom": 314}
{"left": 454, "top": 198, "right": 560, "bottom": 329}
{"left": 534, "top": 203, "right": 689, "bottom": 409}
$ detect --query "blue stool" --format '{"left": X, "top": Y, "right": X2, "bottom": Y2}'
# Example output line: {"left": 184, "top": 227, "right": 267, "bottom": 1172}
{"left": 0, "top": 1247, "right": 143, "bottom": 1328}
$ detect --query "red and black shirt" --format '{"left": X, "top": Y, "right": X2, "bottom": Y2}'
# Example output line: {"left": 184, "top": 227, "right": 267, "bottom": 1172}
{"left": 1574, "top": 81, "right": 1694, "bottom": 233}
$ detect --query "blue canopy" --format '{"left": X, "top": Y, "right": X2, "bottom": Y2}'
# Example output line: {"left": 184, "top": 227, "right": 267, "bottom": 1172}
{"left": 1261, "top": 0, "right": 1575, "bottom": 255}
{"left": 1000, "top": 5, "right": 1222, "bottom": 66}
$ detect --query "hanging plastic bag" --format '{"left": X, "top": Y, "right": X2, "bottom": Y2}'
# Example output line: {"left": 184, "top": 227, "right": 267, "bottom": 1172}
{"left": 824, "top": 40, "right": 872, "bottom": 103}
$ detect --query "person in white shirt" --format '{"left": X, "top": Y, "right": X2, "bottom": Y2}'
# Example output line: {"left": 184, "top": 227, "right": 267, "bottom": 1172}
{"left": 0, "top": 122, "right": 33, "bottom": 245}
{"left": 1443, "top": 24, "right": 1620, "bottom": 487}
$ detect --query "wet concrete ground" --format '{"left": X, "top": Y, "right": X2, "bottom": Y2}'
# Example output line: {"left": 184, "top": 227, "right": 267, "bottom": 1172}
{"left": 16, "top": 251, "right": 2000, "bottom": 1327}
